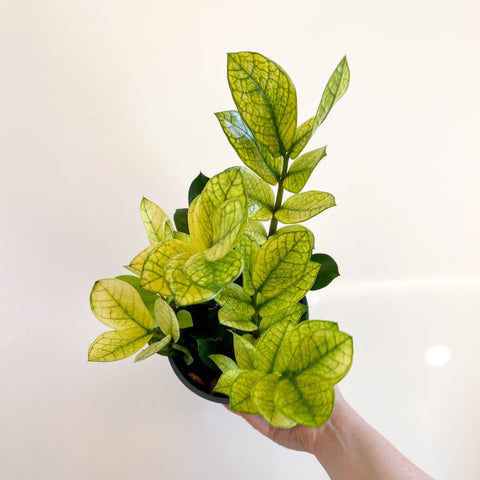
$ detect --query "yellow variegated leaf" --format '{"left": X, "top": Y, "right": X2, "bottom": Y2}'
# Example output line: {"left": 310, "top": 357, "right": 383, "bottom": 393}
{"left": 213, "top": 368, "right": 243, "bottom": 395}
{"left": 288, "top": 57, "right": 350, "bottom": 159}
{"left": 183, "top": 250, "right": 243, "bottom": 294}
{"left": 163, "top": 253, "right": 217, "bottom": 306}
{"left": 230, "top": 370, "right": 267, "bottom": 414}
{"left": 233, "top": 332, "right": 257, "bottom": 369}
{"left": 210, "top": 354, "right": 238, "bottom": 373}
{"left": 90, "top": 278, "right": 154, "bottom": 331}
{"left": 239, "top": 168, "right": 275, "bottom": 221}
{"left": 218, "top": 309, "right": 257, "bottom": 332}
{"left": 284, "top": 147, "right": 327, "bottom": 194}
{"left": 189, "top": 168, "right": 247, "bottom": 251}
{"left": 215, "top": 110, "right": 279, "bottom": 185}
{"left": 153, "top": 298, "right": 180, "bottom": 342}
{"left": 289, "top": 117, "right": 315, "bottom": 159}
{"left": 173, "top": 231, "right": 192, "bottom": 244}
{"left": 244, "top": 220, "right": 268, "bottom": 245}
{"left": 188, "top": 194, "right": 211, "bottom": 251}
{"left": 204, "top": 197, "right": 247, "bottom": 261}
{"left": 252, "top": 374, "right": 297, "bottom": 428}
{"left": 275, "top": 191, "right": 335, "bottom": 224}
{"left": 134, "top": 335, "right": 171, "bottom": 362}
{"left": 140, "top": 197, "right": 174, "bottom": 245}
{"left": 256, "top": 320, "right": 295, "bottom": 373}
{"left": 126, "top": 244, "right": 158, "bottom": 276}
{"left": 88, "top": 328, "right": 152, "bottom": 362}
{"left": 140, "top": 239, "right": 197, "bottom": 295}
{"left": 259, "top": 302, "right": 308, "bottom": 334}
{"left": 258, "top": 261, "right": 320, "bottom": 316}
{"left": 275, "top": 374, "right": 334, "bottom": 428}
{"left": 252, "top": 225, "right": 314, "bottom": 298}
{"left": 228, "top": 52, "right": 297, "bottom": 157}
{"left": 215, "top": 283, "right": 255, "bottom": 317}
{"left": 236, "top": 233, "right": 260, "bottom": 296}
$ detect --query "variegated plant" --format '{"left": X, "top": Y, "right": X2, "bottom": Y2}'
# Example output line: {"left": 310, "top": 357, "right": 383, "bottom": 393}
{"left": 89, "top": 52, "right": 353, "bottom": 428}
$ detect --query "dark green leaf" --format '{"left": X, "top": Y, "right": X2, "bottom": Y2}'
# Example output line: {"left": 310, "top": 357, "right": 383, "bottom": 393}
{"left": 174, "top": 208, "right": 189, "bottom": 234}
{"left": 310, "top": 253, "right": 340, "bottom": 290}
{"left": 188, "top": 172, "right": 210, "bottom": 205}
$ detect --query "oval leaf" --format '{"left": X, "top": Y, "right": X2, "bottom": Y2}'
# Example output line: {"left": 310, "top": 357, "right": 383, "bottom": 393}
{"left": 134, "top": 335, "right": 172, "bottom": 363}
{"left": 310, "top": 253, "right": 340, "bottom": 290}
{"left": 275, "top": 191, "right": 335, "bottom": 224}
{"left": 230, "top": 370, "right": 266, "bottom": 414}
{"left": 215, "top": 283, "right": 255, "bottom": 317}
{"left": 140, "top": 197, "right": 174, "bottom": 245}
{"left": 215, "top": 111, "right": 279, "bottom": 185}
{"left": 88, "top": 328, "right": 152, "bottom": 362}
{"left": 252, "top": 225, "right": 314, "bottom": 298}
{"left": 233, "top": 332, "right": 257, "bottom": 370}
{"left": 228, "top": 52, "right": 297, "bottom": 157}
{"left": 154, "top": 298, "right": 180, "bottom": 342}
{"left": 218, "top": 309, "right": 257, "bottom": 332}
{"left": 90, "top": 278, "right": 154, "bottom": 331}
{"left": 284, "top": 147, "right": 327, "bottom": 194}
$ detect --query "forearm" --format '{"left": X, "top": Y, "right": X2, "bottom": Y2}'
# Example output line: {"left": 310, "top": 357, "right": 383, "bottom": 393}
{"left": 312, "top": 396, "right": 433, "bottom": 480}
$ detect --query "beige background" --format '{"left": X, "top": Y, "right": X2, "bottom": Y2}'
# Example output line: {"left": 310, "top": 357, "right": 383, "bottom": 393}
{"left": 1, "top": 0, "right": 479, "bottom": 479}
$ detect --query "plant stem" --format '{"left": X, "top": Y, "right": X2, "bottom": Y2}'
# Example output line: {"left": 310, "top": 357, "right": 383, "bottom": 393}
{"left": 267, "top": 154, "right": 290, "bottom": 237}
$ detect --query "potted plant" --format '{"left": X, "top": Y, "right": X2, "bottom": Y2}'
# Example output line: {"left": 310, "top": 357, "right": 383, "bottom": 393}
{"left": 88, "top": 51, "right": 353, "bottom": 428}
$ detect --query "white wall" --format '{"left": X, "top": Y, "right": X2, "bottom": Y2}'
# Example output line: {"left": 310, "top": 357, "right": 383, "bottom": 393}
{"left": 1, "top": 1, "right": 479, "bottom": 479}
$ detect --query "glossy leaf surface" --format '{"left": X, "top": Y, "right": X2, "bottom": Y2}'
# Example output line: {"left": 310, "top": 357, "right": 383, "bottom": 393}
{"left": 140, "top": 197, "right": 174, "bottom": 245}
{"left": 228, "top": 52, "right": 297, "bottom": 157}
{"left": 284, "top": 147, "right": 327, "bottom": 193}
{"left": 310, "top": 253, "right": 340, "bottom": 290}
{"left": 154, "top": 297, "right": 180, "bottom": 342}
{"left": 275, "top": 191, "right": 336, "bottom": 224}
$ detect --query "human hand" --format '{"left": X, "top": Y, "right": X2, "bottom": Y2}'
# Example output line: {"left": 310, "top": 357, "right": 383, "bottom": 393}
{"left": 225, "top": 387, "right": 348, "bottom": 455}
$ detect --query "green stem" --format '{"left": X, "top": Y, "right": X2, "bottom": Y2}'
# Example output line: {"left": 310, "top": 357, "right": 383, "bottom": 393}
{"left": 268, "top": 155, "right": 290, "bottom": 237}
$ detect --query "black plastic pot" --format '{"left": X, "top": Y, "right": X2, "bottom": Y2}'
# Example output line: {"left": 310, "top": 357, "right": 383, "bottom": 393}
{"left": 169, "top": 297, "right": 309, "bottom": 404}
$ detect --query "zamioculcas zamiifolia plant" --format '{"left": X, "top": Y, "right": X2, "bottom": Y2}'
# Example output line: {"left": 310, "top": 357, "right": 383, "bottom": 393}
{"left": 89, "top": 52, "right": 353, "bottom": 428}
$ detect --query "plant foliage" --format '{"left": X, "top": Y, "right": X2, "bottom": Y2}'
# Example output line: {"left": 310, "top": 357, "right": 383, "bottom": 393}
{"left": 89, "top": 52, "right": 353, "bottom": 428}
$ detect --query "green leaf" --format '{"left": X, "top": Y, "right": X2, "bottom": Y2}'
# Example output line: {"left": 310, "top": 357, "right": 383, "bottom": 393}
{"left": 172, "top": 344, "right": 194, "bottom": 365}
{"left": 314, "top": 56, "right": 350, "bottom": 131}
{"left": 213, "top": 368, "right": 243, "bottom": 395}
{"left": 289, "top": 117, "right": 315, "bottom": 159}
{"left": 229, "top": 370, "right": 266, "bottom": 414}
{"left": 256, "top": 320, "right": 295, "bottom": 373}
{"left": 204, "top": 197, "right": 248, "bottom": 261}
{"left": 140, "top": 197, "right": 174, "bottom": 245}
{"left": 215, "top": 110, "right": 279, "bottom": 185}
{"left": 310, "top": 253, "right": 340, "bottom": 290}
{"left": 239, "top": 168, "right": 275, "bottom": 221}
{"left": 227, "top": 52, "right": 297, "bottom": 157}
{"left": 218, "top": 309, "right": 257, "bottom": 332}
{"left": 244, "top": 220, "right": 268, "bottom": 245}
{"left": 196, "top": 338, "right": 220, "bottom": 369}
{"left": 189, "top": 168, "right": 246, "bottom": 251}
{"left": 284, "top": 147, "right": 327, "bottom": 194}
{"left": 163, "top": 253, "right": 217, "bottom": 306}
{"left": 259, "top": 302, "right": 308, "bottom": 334}
{"left": 210, "top": 354, "right": 238, "bottom": 373}
{"left": 90, "top": 278, "right": 154, "bottom": 331}
{"left": 115, "top": 275, "right": 159, "bottom": 318}
{"left": 174, "top": 208, "right": 189, "bottom": 234}
{"left": 288, "top": 56, "right": 350, "bottom": 159}
{"left": 258, "top": 261, "right": 320, "bottom": 316}
{"left": 252, "top": 225, "right": 314, "bottom": 298}
{"left": 252, "top": 374, "right": 297, "bottom": 428}
{"left": 188, "top": 172, "right": 210, "bottom": 205}
{"left": 140, "top": 239, "right": 197, "bottom": 295}
{"left": 287, "top": 322, "right": 353, "bottom": 383}
{"left": 177, "top": 310, "right": 193, "bottom": 329}
{"left": 125, "top": 244, "right": 158, "bottom": 276}
{"left": 88, "top": 328, "right": 152, "bottom": 362}
{"left": 275, "top": 191, "right": 336, "bottom": 224}
{"left": 154, "top": 297, "right": 180, "bottom": 342}
{"left": 236, "top": 233, "right": 260, "bottom": 296}
{"left": 215, "top": 283, "right": 255, "bottom": 317}
{"left": 134, "top": 335, "right": 172, "bottom": 362}
{"left": 183, "top": 250, "right": 243, "bottom": 294}
{"left": 275, "top": 374, "right": 334, "bottom": 427}
{"left": 233, "top": 332, "right": 257, "bottom": 369}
